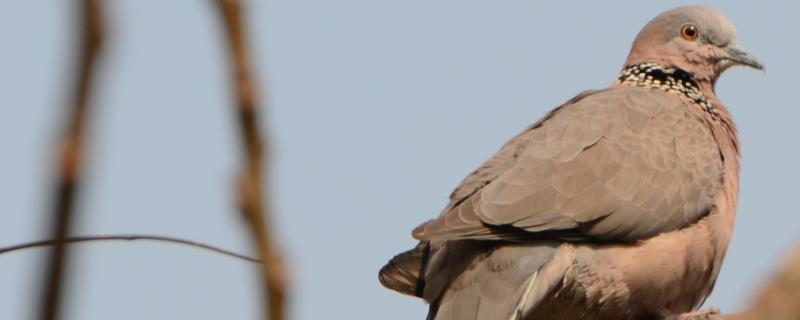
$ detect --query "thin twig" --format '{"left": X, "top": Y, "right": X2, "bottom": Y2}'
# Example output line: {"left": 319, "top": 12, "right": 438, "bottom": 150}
{"left": 1, "top": 235, "right": 260, "bottom": 263}
{"left": 38, "top": 1, "right": 104, "bottom": 320}
{"left": 212, "top": 0, "right": 287, "bottom": 319}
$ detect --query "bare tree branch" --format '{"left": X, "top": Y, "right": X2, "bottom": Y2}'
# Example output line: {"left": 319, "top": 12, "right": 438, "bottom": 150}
{"left": 38, "top": 1, "right": 105, "bottom": 319}
{"left": 730, "top": 242, "right": 800, "bottom": 320}
{"left": 212, "top": 0, "right": 288, "bottom": 319}
{"left": 675, "top": 242, "right": 800, "bottom": 320}
{"left": 2, "top": 235, "right": 260, "bottom": 263}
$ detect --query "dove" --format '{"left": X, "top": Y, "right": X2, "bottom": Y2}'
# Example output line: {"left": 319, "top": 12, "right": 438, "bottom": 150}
{"left": 379, "top": 6, "right": 762, "bottom": 320}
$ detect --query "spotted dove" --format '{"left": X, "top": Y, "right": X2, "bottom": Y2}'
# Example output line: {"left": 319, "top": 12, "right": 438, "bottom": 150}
{"left": 379, "top": 6, "right": 763, "bottom": 320}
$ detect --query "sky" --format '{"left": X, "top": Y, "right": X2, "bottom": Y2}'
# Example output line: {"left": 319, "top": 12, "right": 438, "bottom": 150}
{"left": 0, "top": 1, "right": 797, "bottom": 319}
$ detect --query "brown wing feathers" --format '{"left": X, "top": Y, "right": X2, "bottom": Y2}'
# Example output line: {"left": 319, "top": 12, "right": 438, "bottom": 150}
{"left": 413, "top": 87, "right": 722, "bottom": 242}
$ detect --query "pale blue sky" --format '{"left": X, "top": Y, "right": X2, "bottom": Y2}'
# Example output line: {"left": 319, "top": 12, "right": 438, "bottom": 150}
{"left": 0, "top": 1, "right": 796, "bottom": 319}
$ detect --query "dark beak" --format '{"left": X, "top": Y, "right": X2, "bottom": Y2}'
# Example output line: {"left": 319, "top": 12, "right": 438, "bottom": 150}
{"left": 725, "top": 46, "right": 764, "bottom": 71}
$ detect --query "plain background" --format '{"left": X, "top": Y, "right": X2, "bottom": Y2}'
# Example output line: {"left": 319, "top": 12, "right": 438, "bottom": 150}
{"left": 0, "top": 1, "right": 797, "bottom": 319}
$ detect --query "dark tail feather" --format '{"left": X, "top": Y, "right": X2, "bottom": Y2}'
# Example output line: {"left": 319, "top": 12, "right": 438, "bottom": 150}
{"left": 379, "top": 242, "right": 429, "bottom": 297}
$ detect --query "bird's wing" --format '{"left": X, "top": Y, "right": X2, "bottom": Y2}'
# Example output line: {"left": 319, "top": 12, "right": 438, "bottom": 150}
{"left": 413, "top": 87, "right": 723, "bottom": 241}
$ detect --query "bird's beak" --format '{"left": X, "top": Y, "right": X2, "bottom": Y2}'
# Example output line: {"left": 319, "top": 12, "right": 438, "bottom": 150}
{"left": 723, "top": 46, "right": 764, "bottom": 71}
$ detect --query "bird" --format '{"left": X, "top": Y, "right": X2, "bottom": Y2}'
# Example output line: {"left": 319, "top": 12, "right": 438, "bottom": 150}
{"left": 379, "top": 6, "right": 763, "bottom": 320}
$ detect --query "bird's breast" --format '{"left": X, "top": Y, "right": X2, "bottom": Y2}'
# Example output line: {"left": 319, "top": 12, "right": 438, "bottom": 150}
{"left": 542, "top": 214, "right": 731, "bottom": 319}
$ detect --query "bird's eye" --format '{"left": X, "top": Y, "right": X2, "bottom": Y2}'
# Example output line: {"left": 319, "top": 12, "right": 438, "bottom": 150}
{"left": 681, "top": 24, "right": 699, "bottom": 41}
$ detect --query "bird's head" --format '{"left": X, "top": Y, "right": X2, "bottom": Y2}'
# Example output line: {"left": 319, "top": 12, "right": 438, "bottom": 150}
{"left": 624, "top": 6, "right": 763, "bottom": 85}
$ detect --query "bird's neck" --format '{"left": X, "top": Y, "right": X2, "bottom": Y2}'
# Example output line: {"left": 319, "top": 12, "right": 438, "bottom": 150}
{"left": 692, "top": 75, "right": 742, "bottom": 163}
{"left": 615, "top": 63, "right": 721, "bottom": 118}
{"left": 614, "top": 62, "right": 741, "bottom": 172}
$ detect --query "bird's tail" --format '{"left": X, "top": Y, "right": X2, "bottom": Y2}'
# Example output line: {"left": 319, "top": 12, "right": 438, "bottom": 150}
{"left": 379, "top": 241, "right": 429, "bottom": 297}
{"left": 427, "top": 242, "right": 574, "bottom": 320}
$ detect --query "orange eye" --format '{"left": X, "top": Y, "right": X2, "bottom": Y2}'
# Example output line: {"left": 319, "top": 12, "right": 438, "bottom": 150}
{"left": 681, "top": 24, "right": 699, "bottom": 41}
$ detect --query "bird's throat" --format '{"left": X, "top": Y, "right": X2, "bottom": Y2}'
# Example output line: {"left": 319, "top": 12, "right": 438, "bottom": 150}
{"left": 616, "top": 63, "right": 719, "bottom": 119}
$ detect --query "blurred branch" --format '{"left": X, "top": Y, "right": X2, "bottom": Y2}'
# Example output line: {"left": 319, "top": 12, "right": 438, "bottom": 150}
{"left": 212, "top": 0, "right": 288, "bottom": 319}
{"left": 735, "top": 242, "right": 800, "bottom": 319}
{"left": 1, "top": 235, "right": 260, "bottom": 263}
{"left": 38, "top": 1, "right": 105, "bottom": 320}
{"left": 677, "top": 242, "right": 800, "bottom": 320}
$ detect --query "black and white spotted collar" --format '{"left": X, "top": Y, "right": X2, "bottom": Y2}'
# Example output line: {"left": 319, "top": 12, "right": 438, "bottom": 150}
{"left": 616, "top": 63, "right": 718, "bottom": 118}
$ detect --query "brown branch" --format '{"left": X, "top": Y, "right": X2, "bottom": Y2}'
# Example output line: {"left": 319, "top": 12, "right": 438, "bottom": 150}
{"left": 212, "top": 0, "right": 287, "bottom": 319}
{"left": 38, "top": 1, "right": 105, "bottom": 320}
{"left": 675, "top": 242, "right": 800, "bottom": 320}
{"left": 728, "top": 242, "right": 800, "bottom": 320}
{"left": 1, "top": 235, "right": 260, "bottom": 263}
